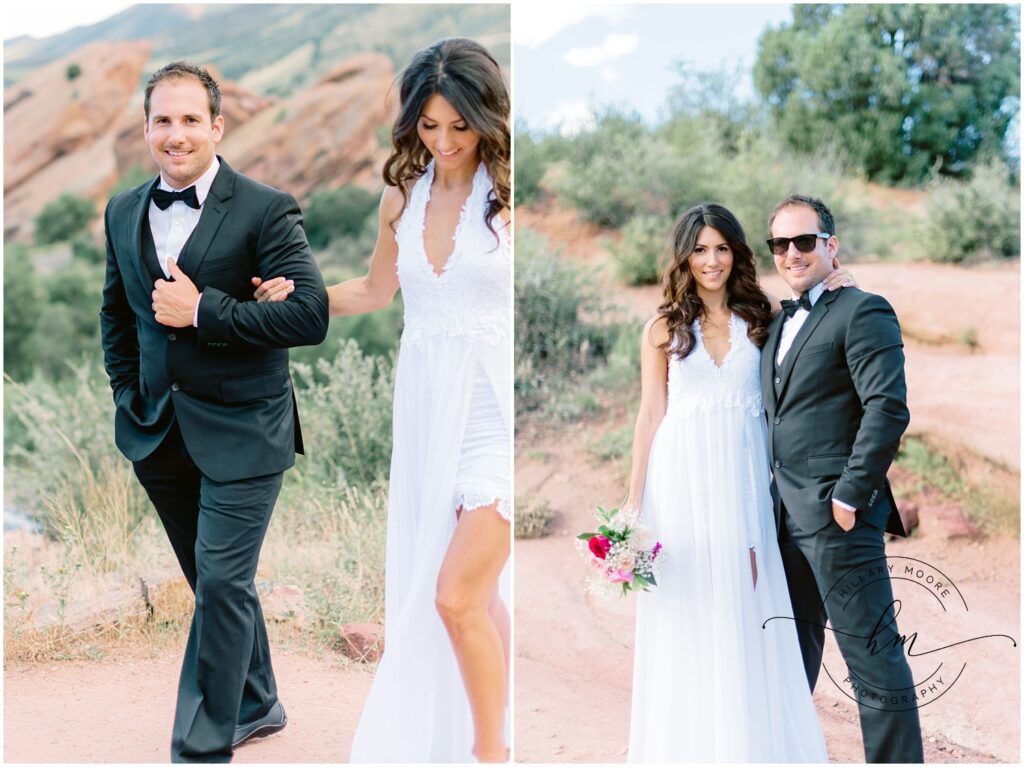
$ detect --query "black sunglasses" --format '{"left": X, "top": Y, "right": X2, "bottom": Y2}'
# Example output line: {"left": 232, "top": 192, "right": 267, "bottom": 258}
{"left": 766, "top": 233, "right": 831, "bottom": 256}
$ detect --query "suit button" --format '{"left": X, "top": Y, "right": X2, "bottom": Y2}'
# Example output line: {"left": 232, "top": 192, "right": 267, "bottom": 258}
{"left": 774, "top": 376, "right": 781, "bottom": 384}
{"left": 171, "top": 382, "right": 180, "bottom": 392}
{"left": 773, "top": 417, "right": 781, "bottom": 424}
{"left": 774, "top": 460, "right": 782, "bottom": 468}
{"left": 168, "top": 333, "right": 177, "bottom": 342}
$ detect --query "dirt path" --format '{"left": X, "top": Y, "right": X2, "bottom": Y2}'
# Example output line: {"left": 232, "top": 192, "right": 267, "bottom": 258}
{"left": 4, "top": 648, "right": 373, "bottom": 762}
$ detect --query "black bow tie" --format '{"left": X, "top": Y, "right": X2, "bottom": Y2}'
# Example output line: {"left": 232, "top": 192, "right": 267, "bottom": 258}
{"left": 780, "top": 293, "right": 813, "bottom": 318}
{"left": 151, "top": 185, "right": 200, "bottom": 210}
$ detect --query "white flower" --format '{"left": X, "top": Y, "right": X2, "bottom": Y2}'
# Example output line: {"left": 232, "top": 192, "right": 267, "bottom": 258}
{"left": 630, "top": 524, "right": 655, "bottom": 550}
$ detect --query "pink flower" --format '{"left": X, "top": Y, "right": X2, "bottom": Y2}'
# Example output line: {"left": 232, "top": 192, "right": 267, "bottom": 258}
{"left": 589, "top": 535, "right": 611, "bottom": 560}
{"left": 609, "top": 569, "right": 635, "bottom": 584}
{"left": 652, "top": 542, "right": 662, "bottom": 560}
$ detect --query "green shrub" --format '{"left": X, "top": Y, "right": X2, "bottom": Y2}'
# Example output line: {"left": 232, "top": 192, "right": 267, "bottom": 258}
{"left": 66, "top": 63, "right": 81, "bottom": 81}
{"left": 32, "top": 260, "right": 104, "bottom": 381}
{"left": 923, "top": 159, "right": 1020, "bottom": 263}
{"left": 34, "top": 194, "right": 97, "bottom": 245}
{"left": 71, "top": 234, "right": 104, "bottom": 265}
{"left": 514, "top": 229, "right": 624, "bottom": 414}
{"left": 554, "top": 110, "right": 698, "bottom": 227}
{"left": 304, "top": 186, "right": 379, "bottom": 250}
{"left": 3, "top": 244, "right": 43, "bottom": 382}
{"left": 514, "top": 125, "right": 558, "bottom": 206}
{"left": 607, "top": 214, "right": 672, "bottom": 285}
{"left": 514, "top": 496, "right": 556, "bottom": 539}
{"left": 289, "top": 339, "right": 395, "bottom": 490}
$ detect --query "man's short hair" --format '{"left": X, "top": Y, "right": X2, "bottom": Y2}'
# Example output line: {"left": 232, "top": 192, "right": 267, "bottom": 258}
{"left": 144, "top": 61, "right": 221, "bottom": 123}
{"left": 768, "top": 194, "right": 835, "bottom": 236}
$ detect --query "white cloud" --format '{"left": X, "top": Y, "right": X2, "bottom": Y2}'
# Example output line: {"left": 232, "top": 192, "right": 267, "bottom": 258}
{"left": 514, "top": 3, "right": 630, "bottom": 48}
{"left": 564, "top": 33, "right": 639, "bottom": 68}
{"left": 4, "top": 2, "right": 131, "bottom": 40}
{"left": 543, "top": 100, "right": 596, "bottom": 137}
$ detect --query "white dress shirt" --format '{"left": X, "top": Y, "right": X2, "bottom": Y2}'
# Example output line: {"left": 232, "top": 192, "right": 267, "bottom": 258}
{"left": 776, "top": 280, "right": 826, "bottom": 365}
{"left": 149, "top": 157, "right": 219, "bottom": 326}
{"left": 776, "top": 279, "right": 856, "bottom": 514}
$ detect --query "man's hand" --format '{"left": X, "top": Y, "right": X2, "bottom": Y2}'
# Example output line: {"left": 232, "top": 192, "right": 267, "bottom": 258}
{"left": 832, "top": 501, "right": 856, "bottom": 532}
{"left": 153, "top": 258, "right": 200, "bottom": 327}
{"left": 750, "top": 547, "right": 758, "bottom": 589}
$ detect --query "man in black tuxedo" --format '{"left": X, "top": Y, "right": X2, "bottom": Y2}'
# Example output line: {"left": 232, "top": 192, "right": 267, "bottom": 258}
{"left": 100, "top": 62, "right": 328, "bottom": 762}
{"left": 761, "top": 195, "right": 923, "bottom": 762}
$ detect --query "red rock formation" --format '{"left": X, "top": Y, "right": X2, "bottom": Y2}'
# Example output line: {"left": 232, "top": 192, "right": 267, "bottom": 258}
{"left": 4, "top": 41, "right": 150, "bottom": 241}
{"left": 220, "top": 52, "right": 397, "bottom": 199}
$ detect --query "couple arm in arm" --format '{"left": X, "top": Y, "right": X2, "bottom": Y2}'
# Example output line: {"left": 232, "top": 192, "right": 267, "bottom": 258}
{"left": 254, "top": 186, "right": 403, "bottom": 315}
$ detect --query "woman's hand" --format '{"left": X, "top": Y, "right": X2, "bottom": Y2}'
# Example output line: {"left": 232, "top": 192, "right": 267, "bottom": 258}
{"left": 251, "top": 276, "right": 294, "bottom": 303}
{"left": 825, "top": 258, "right": 858, "bottom": 291}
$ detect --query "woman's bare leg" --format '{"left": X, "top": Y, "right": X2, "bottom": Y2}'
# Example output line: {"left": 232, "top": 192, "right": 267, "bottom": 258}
{"left": 436, "top": 503, "right": 510, "bottom": 762}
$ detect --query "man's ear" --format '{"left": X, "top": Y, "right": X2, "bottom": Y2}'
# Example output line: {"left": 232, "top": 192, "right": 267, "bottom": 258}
{"left": 827, "top": 234, "right": 839, "bottom": 261}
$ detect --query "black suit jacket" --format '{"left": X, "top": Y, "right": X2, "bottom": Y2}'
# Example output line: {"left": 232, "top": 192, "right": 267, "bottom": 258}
{"left": 100, "top": 157, "right": 329, "bottom": 482}
{"left": 761, "top": 287, "right": 909, "bottom": 535}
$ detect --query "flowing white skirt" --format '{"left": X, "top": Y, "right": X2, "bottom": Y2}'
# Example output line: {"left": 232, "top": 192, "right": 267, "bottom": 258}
{"left": 349, "top": 337, "right": 511, "bottom": 763}
{"left": 628, "top": 404, "right": 828, "bottom": 763}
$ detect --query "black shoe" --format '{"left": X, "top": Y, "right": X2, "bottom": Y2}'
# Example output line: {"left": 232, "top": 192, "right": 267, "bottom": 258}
{"left": 233, "top": 701, "right": 287, "bottom": 748}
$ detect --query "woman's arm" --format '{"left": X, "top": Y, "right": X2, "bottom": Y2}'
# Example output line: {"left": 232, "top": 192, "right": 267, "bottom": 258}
{"left": 624, "top": 316, "right": 670, "bottom": 511}
{"left": 254, "top": 185, "right": 404, "bottom": 317}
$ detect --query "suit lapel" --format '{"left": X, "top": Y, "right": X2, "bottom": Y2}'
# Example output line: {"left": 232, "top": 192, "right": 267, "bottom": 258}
{"left": 128, "top": 179, "right": 159, "bottom": 289}
{"left": 175, "top": 156, "right": 235, "bottom": 276}
{"left": 762, "top": 311, "right": 785, "bottom": 411}
{"left": 776, "top": 288, "right": 840, "bottom": 404}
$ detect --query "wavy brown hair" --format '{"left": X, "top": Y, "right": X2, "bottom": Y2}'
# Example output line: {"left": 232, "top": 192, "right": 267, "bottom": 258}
{"left": 657, "top": 203, "right": 772, "bottom": 359}
{"left": 382, "top": 37, "right": 510, "bottom": 236}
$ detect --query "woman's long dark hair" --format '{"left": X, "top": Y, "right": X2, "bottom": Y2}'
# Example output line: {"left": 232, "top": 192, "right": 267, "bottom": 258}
{"left": 657, "top": 203, "right": 772, "bottom": 359}
{"left": 383, "top": 37, "right": 510, "bottom": 233}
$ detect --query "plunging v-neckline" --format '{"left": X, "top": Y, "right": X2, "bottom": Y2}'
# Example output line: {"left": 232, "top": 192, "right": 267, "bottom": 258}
{"left": 421, "top": 165, "right": 477, "bottom": 279}
{"left": 698, "top": 313, "right": 736, "bottom": 370}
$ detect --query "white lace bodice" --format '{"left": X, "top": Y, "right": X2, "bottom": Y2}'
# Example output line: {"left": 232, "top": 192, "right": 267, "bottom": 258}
{"left": 395, "top": 161, "right": 511, "bottom": 348}
{"left": 665, "top": 313, "right": 763, "bottom": 418}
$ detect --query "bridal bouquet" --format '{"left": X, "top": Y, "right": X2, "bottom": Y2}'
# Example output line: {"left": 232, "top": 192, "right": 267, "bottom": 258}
{"left": 576, "top": 505, "right": 662, "bottom": 597}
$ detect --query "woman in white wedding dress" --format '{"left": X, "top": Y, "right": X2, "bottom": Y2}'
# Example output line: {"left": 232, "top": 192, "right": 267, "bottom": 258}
{"left": 623, "top": 203, "right": 854, "bottom": 762}
{"left": 255, "top": 39, "right": 511, "bottom": 763}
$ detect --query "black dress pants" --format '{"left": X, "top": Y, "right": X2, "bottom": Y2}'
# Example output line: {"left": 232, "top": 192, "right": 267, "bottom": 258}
{"left": 133, "top": 421, "right": 282, "bottom": 763}
{"left": 779, "top": 506, "right": 924, "bottom": 763}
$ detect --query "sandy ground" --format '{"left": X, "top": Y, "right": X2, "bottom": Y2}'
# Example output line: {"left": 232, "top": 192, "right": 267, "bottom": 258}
{"left": 514, "top": 210, "right": 1020, "bottom": 762}
{"left": 4, "top": 648, "right": 373, "bottom": 762}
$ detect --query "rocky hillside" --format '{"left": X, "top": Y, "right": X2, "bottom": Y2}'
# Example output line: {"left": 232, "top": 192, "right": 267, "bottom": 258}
{"left": 3, "top": 3, "right": 509, "bottom": 243}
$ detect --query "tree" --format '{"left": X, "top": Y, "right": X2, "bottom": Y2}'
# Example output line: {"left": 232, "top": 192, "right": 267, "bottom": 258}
{"left": 754, "top": 4, "right": 1021, "bottom": 183}
{"left": 34, "top": 193, "right": 97, "bottom": 244}
{"left": 66, "top": 63, "right": 82, "bottom": 81}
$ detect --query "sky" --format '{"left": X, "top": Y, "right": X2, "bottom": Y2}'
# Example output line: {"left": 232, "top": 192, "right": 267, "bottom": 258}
{"left": 4, "top": 1, "right": 133, "bottom": 40}
{"left": 514, "top": 3, "right": 793, "bottom": 134}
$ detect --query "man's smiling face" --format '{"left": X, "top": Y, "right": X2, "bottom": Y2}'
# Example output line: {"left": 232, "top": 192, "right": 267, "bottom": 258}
{"left": 144, "top": 76, "right": 223, "bottom": 190}
{"left": 771, "top": 204, "right": 837, "bottom": 295}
